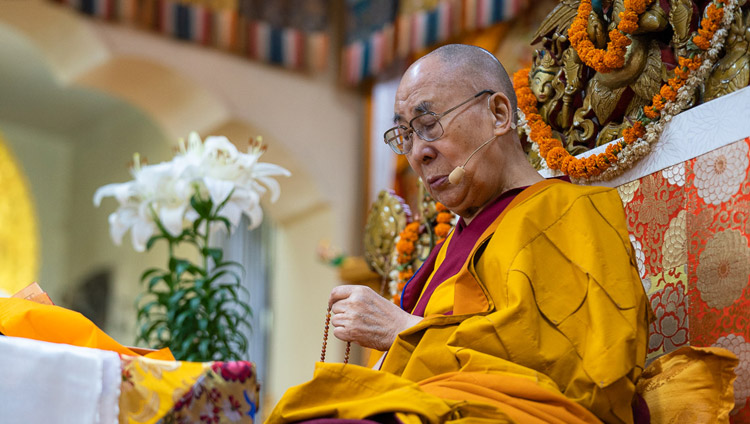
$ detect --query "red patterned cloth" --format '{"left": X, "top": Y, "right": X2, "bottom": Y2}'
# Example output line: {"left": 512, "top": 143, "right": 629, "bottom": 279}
{"left": 617, "top": 137, "right": 750, "bottom": 421}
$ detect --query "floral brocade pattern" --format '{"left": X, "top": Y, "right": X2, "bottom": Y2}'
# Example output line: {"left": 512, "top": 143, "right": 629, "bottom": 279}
{"left": 648, "top": 275, "right": 689, "bottom": 355}
{"left": 714, "top": 334, "right": 750, "bottom": 413}
{"left": 696, "top": 229, "right": 750, "bottom": 309}
{"left": 662, "top": 210, "right": 688, "bottom": 270}
{"left": 624, "top": 172, "right": 684, "bottom": 277}
{"left": 160, "top": 361, "right": 258, "bottom": 424}
{"left": 618, "top": 137, "right": 750, "bottom": 420}
{"left": 119, "top": 355, "right": 259, "bottom": 424}
{"left": 693, "top": 141, "right": 749, "bottom": 205}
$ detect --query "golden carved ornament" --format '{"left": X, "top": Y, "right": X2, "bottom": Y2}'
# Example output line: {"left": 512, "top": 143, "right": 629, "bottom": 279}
{"left": 704, "top": 4, "right": 750, "bottom": 101}
{"left": 525, "top": 0, "right": 750, "bottom": 166}
{"left": 363, "top": 190, "right": 410, "bottom": 279}
{"left": 411, "top": 182, "right": 448, "bottom": 269}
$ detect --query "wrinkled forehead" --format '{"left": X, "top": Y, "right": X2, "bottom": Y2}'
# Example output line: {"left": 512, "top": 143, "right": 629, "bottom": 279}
{"left": 394, "top": 58, "right": 465, "bottom": 123}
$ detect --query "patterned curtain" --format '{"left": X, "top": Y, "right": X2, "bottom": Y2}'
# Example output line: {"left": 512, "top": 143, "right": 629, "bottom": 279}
{"left": 50, "top": 0, "right": 329, "bottom": 71}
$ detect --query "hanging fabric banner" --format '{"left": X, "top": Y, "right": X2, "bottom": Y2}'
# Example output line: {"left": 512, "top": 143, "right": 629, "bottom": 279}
{"left": 343, "top": 0, "right": 527, "bottom": 86}
{"left": 239, "top": 0, "right": 329, "bottom": 71}
{"left": 342, "top": 0, "right": 399, "bottom": 86}
{"left": 49, "top": 0, "right": 329, "bottom": 72}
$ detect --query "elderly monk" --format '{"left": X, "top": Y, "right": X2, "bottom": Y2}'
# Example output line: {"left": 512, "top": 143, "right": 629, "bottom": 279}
{"left": 266, "top": 44, "right": 650, "bottom": 424}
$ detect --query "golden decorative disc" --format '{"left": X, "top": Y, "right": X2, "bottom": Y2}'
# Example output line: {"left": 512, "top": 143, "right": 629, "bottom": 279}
{"left": 363, "top": 190, "right": 410, "bottom": 278}
{"left": 0, "top": 131, "right": 39, "bottom": 295}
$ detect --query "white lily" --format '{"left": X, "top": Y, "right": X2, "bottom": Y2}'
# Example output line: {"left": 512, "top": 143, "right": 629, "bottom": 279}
{"left": 94, "top": 132, "right": 290, "bottom": 251}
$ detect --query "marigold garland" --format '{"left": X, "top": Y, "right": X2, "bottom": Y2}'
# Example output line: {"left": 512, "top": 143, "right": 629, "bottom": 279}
{"left": 516, "top": 0, "right": 734, "bottom": 180}
{"left": 390, "top": 203, "right": 456, "bottom": 305}
{"left": 434, "top": 202, "right": 453, "bottom": 243}
{"left": 392, "top": 221, "right": 420, "bottom": 304}
{"left": 569, "top": 0, "right": 655, "bottom": 73}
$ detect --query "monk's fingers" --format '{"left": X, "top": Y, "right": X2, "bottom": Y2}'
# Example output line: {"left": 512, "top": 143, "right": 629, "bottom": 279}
{"left": 330, "top": 301, "right": 350, "bottom": 315}
{"left": 330, "top": 313, "right": 349, "bottom": 327}
{"left": 328, "top": 285, "right": 358, "bottom": 306}
{"left": 332, "top": 325, "right": 355, "bottom": 343}
{"left": 329, "top": 285, "right": 378, "bottom": 307}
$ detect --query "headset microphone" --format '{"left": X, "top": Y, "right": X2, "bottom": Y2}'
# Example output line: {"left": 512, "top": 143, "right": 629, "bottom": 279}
{"left": 448, "top": 121, "right": 517, "bottom": 185}
{"left": 448, "top": 135, "right": 496, "bottom": 185}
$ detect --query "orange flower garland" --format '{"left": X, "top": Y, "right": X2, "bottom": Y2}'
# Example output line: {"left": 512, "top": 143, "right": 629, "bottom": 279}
{"left": 569, "top": 0, "right": 655, "bottom": 73}
{"left": 393, "top": 221, "right": 420, "bottom": 304}
{"left": 643, "top": 1, "right": 726, "bottom": 120}
{"left": 516, "top": 0, "right": 730, "bottom": 179}
{"left": 434, "top": 202, "right": 453, "bottom": 243}
{"left": 391, "top": 203, "right": 456, "bottom": 305}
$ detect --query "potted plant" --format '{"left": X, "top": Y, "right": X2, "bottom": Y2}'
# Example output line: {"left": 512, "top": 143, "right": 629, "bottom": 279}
{"left": 94, "top": 132, "right": 289, "bottom": 361}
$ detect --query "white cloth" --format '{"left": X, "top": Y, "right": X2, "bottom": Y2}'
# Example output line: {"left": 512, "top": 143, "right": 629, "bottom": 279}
{"left": 0, "top": 336, "right": 121, "bottom": 424}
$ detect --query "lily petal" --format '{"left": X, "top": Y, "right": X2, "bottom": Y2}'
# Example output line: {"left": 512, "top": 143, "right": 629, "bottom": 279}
{"left": 108, "top": 209, "right": 136, "bottom": 245}
{"left": 217, "top": 200, "right": 243, "bottom": 228}
{"left": 131, "top": 217, "right": 156, "bottom": 252}
{"left": 256, "top": 176, "right": 282, "bottom": 202}
{"left": 253, "top": 162, "right": 291, "bottom": 178}
{"left": 94, "top": 182, "right": 134, "bottom": 206}
{"left": 159, "top": 203, "right": 187, "bottom": 237}
{"left": 203, "top": 177, "right": 235, "bottom": 207}
{"left": 204, "top": 136, "right": 239, "bottom": 160}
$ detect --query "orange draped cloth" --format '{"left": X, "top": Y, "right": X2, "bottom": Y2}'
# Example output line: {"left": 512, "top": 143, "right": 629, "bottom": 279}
{"left": 0, "top": 297, "right": 173, "bottom": 360}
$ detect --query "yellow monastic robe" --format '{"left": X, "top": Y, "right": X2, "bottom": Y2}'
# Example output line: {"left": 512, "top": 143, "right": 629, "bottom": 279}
{"left": 267, "top": 180, "right": 650, "bottom": 424}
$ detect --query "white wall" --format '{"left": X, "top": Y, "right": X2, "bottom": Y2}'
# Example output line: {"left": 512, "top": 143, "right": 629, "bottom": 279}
{"left": 267, "top": 205, "right": 342, "bottom": 408}
{"left": 65, "top": 104, "right": 184, "bottom": 343}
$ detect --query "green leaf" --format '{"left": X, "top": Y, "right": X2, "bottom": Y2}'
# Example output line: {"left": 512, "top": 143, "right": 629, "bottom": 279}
{"left": 197, "top": 339, "right": 211, "bottom": 360}
{"left": 146, "top": 235, "right": 163, "bottom": 251}
{"left": 189, "top": 296, "right": 201, "bottom": 311}
{"left": 148, "top": 275, "right": 166, "bottom": 291}
{"left": 213, "top": 188, "right": 235, "bottom": 212}
{"left": 140, "top": 267, "right": 163, "bottom": 281}
{"left": 192, "top": 218, "right": 204, "bottom": 234}
{"left": 206, "top": 269, "right": 241, "bottom": 286}
{"left": 190, "top": 194, "right": 213, "bottom": 219}
{"left": 174, "top": 311, "right": 193, "bottom": 330}
{"left": 215, "top": 216, "right": 232, "bottom": 233}
{"left": 175, "top": 259, "right": 191, "bottom": 277}
{"left": 168, "top": 289, "right": 188, "bottom": 307}
{"left": 137, "top": 300, "right": 161, "bottom": 320}
{"left": 139, "top": 320, "right": 166, "bottom": 342}
{"left": 204, "top": 247, "right": 223, "bottom": 264}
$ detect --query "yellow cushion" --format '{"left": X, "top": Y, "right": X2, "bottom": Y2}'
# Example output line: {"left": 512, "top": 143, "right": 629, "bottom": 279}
{"left": 637, "top": 346, "right": 738, "bottom": 423}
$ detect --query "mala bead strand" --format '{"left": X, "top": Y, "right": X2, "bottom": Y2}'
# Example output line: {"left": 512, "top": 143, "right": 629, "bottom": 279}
{"left": 320, "top": 305, "right": 352, "bottom": 364}
{"left": 321, "top": 306, "right": 331, "bottom": 362}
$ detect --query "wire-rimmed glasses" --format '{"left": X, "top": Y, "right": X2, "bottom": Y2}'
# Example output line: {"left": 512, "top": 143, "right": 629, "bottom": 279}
{"left": 383, "top": 89, "right": 495, "bottom": 155}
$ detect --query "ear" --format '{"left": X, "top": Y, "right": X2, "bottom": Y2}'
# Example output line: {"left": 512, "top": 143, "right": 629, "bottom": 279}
{"left": 489, "top": 92, "right": 516, "bottom": 136}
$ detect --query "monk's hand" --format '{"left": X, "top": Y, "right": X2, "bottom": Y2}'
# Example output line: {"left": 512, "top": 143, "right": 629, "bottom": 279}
{"left": 328, "top": 285, "right": 423, "bottom": 351}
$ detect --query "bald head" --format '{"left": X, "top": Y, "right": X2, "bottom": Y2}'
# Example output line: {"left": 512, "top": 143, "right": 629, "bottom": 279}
{"left": 417, "top": 44, "right": 517, "bottom": 114}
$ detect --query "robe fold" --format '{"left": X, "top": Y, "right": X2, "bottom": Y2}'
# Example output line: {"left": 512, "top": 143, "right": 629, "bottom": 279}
{"left": 267, "top": 179, "right": 650, "bottom": 424}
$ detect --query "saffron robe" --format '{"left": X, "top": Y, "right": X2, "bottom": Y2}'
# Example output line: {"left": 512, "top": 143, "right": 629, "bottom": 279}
{"left": 267, "top": 180, "right": 650, "bottom": 424}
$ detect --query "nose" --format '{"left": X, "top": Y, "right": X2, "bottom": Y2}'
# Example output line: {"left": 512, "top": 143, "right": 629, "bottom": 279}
{"left": 408, "top": 136, "right": 436, "bottom": 164}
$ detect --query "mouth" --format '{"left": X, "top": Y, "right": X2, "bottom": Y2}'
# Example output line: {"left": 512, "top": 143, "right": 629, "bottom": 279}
{"left": 427, "top": 175, "right": 449, "bottom": 189}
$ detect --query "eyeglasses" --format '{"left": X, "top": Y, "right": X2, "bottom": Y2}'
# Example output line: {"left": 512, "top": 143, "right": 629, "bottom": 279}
{"left": 384, "top": 90, "right": 495, "bottom": 155}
